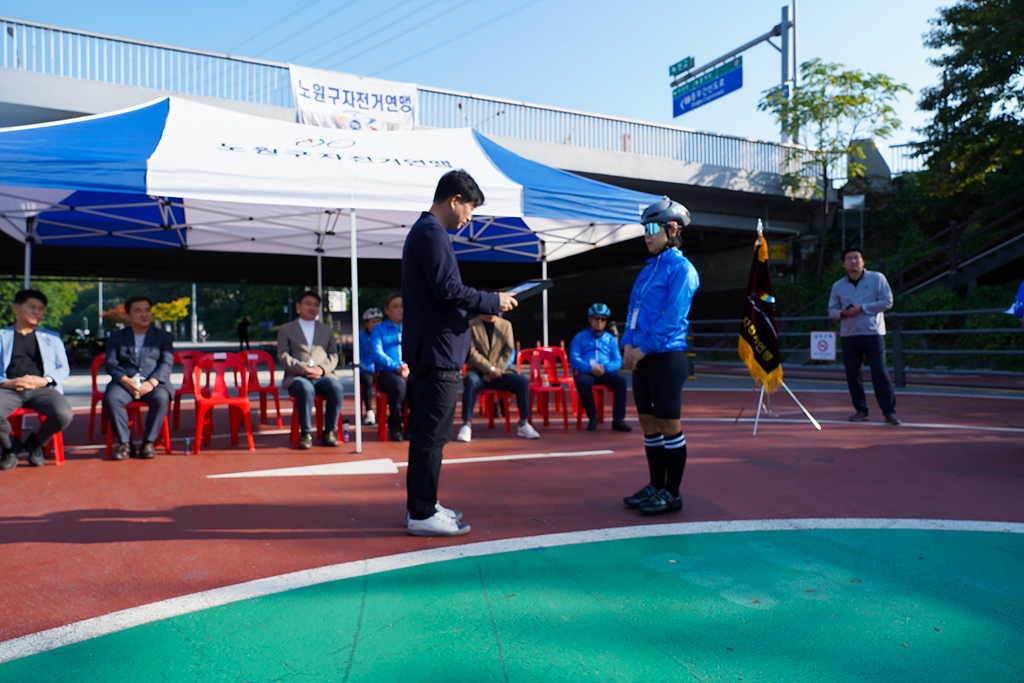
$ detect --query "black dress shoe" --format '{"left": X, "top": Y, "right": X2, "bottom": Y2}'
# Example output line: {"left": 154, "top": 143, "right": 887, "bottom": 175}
{"left": 611, "top": 420, "right": 633, "bottom": 433}
{"left": 322, "top": 430, "right": 340, "bottom": 447}
{"left": 388, "top": 428, "right": 404, "bottom": 442}
{"left": 138, "top": 441, "right": 157, "bottom": 459}
{"left": 25, "top": 433, "right": 45, "bottom": 467}
{"left": 638, "top": 489, "right": 683, "bottom": 516}
{"left": 0, "top": 448, "right": 17, "bottom": 470}
{"left": 623, "top": 484, "right": 658, "bottom": 508}
{"left": 297, "top": 432, "right": 313, "bottom": 450}
{"left": 586, "top": 418, "right": 598, "bottom": 432}
{"left": 112, "top": 442, "right": 134, "bottom": 460}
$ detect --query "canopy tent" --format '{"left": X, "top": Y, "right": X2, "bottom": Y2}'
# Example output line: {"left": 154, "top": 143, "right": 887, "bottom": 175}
{"left": 0, "top": 96, "right": 662, "bottom": 452}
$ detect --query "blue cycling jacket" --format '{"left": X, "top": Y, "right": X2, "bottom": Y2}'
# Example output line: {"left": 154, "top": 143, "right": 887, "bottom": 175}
{"left": 358, "top": 329, "right": 376, "bottom": 374}
{"left": 569, "top": 329, "right": 622, "bottom": 374}
{"left": 621, "top": 248, "right": 700, "bottom": 355}
{"left": 369, "top": 319, "right": 403, "bottom": 372}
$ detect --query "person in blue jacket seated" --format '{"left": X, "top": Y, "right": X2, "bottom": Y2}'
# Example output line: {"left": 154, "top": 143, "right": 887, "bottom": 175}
{"left": 570, "top": 303, "right": 632, "bottom": 433}
{"left": 370, "top": 293, "right": 409, "bottom": 442}
{"left": 620, "top": 199, "right": 700, "bottom": 517}
{"left": 358, "top": 307, "right": 383, "bottom": 425}
{"left": 104, "top": 295, "right": 175, "bottom": 461}
{"left": 0, "top": 289, "right": 74, "bottom": 470}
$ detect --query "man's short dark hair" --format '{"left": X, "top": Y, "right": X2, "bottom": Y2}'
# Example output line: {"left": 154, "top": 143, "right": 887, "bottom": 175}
{"left": 14, "top": 289, "right": 47, "bottom": 306}
{"left": 296, "top": 290, "right": 321, "bottom": 304}
{"left": 385, "top": 292, "right": 402, "bottom": 309}
{"left": 842, "top": 248, "right": 864, "bottom": 261}
{"left": 433, "top": 169, "right": 485, "bottom": 207}
{"left": 125, "top": 295, "right": 153, "bottom": 312}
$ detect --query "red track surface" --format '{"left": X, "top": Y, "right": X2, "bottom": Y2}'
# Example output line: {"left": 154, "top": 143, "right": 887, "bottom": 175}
{"left": 2, "top": 382, "right": 1022, "bottom": 643}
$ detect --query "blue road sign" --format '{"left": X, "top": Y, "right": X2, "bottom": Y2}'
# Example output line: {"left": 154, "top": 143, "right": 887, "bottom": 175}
{"left": 673, "top": 66, "right": 743, "bottom": 117}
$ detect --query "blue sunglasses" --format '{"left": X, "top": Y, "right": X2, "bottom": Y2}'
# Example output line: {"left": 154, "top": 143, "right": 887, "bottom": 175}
{"left": 645, "top": 222, "right": 664, "bottom": 235}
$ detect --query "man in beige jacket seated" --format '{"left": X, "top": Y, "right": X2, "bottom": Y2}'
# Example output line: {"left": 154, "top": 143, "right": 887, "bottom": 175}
{"left": 456, "top": 313, "right": 538, "bottom": 442}
{"left": 278, "top": 290, "right": 344, "bottom": 449}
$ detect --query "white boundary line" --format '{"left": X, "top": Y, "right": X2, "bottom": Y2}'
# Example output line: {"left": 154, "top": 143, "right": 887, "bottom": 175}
{"left": 2, "top": 517, "right": 1022, "bottom": 663}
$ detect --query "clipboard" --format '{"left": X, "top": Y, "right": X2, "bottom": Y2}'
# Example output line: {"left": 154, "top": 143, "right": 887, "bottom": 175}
{"left": 505, "top": 278, "right": 553, "bottom": 301}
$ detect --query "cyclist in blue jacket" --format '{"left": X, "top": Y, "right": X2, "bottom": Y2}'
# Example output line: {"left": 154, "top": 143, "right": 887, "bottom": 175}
{"left": 621, "top": 199, "right": 700, "bottom": 516}
{"left": 358, "top": 308, "right": 383, "bottom": 425}
{"left": 570, "top": 303, "right": 632, "bottom": 432}
{"left": 370, "top": 293, "right": 409, "bottom": 441}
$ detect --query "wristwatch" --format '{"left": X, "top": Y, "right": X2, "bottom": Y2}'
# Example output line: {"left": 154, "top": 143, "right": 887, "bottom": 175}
{"left": 46, "top": 376, "right": 56, "bottom": 387}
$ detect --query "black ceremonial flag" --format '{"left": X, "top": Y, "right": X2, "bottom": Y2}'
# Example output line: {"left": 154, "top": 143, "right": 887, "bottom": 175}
{"left": 738, "top": 224, "right": 782, "bottom": 393}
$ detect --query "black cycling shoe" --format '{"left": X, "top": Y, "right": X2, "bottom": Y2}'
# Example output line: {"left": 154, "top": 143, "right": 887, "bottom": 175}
{"left": 623, "top": 484, "right": 658, "bottom": 509}
{"left": 638, "top": 489, "right": 683, "bottom": 516}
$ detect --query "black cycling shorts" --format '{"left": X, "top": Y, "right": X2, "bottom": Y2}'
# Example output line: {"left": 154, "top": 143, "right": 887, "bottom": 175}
{"left": 631, "top": 350, "right": 689, "bottom": 419}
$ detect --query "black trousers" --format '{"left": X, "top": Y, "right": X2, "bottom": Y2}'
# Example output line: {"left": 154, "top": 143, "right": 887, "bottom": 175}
{"left": 0, "top": 386, "right": 73, "bottom": 449}
{"left": 406, "top": 367, "right": 460, "bottom": 520}
{"left": 359, "top": 371, "right": 375, "bottom": 412}
{"left": 575, "top": 371, "right": 628, "bottom": 421}
{"left": 105, "top": 382, "right": 171, "bottom": 444}
{"left": 376, "top": 370, "right": 408, "bottom": 430}
{"left": 841, "top": 334, "right": 896, "bottom": 415}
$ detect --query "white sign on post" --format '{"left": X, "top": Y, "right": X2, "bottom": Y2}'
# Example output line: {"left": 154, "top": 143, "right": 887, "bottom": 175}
{"left": 809, "top": 331, "right": 836, "bottom": 361}
{"left": 289, "top": 64, "right": 417, "bottom": 131}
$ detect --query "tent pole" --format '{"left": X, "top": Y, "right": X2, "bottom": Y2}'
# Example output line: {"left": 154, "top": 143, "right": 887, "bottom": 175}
{"left": 350, "top": 209, "right": 362, "bottom": 454}
{"left": 316, "top": 251, "right": 324, "bottom": 320}
{"left": 23, "top": 216, "right": 36, "bottom": 288}
{"left": 191, "top": 283, "right": 198, "bottom": 343}
{"left": 541, "top": 243, "right": 549, "bottom": 347}
{"left": 98, "top": 277, "right": 104, "bottom": 338}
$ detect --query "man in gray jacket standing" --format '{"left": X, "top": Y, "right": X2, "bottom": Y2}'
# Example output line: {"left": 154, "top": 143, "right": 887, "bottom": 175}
{"left": 828, "top": 248, "right": 900, "bottom": 425}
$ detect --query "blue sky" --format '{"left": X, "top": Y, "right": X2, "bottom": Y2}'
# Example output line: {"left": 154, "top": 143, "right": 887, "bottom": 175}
{"left": 2, "top": 0, "right": 945, "bottom": 155}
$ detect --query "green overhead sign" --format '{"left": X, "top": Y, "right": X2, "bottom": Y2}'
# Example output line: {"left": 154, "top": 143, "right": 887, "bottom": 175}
{"left": 673, "top": 56, "right": 743, "bottom": 98}
{"left": 669, "top": 56, "right": 694, "bottom": 77}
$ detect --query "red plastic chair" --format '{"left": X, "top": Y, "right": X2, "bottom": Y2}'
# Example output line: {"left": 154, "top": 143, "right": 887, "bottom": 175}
{"left": 576, "top": 384, "right": 614, "bottom": 429}
{"left": 172, "top": 350, "right": 205, "bottom": 429}
{"left": 88, "top": 354, "right": 108, "bottom": 440}
{"left": 521, "top": 348, "right": 570, "bottom": 430}
{"left": 7, "top": 407, "right": 64, "bottom": 465}
{"left": 545, "top": 346, "right": 578, "bottom": 416}
{"left": 192, "top": 353, "right": 255, "bottom": 453}
{"left": 242, "top": 351, "right": 283, "bottom": 428}
{"left": 375, "top": 377, "right": 409, "bottom": 442}
{"left": 104, "top": 402, "right": 172, "bottom": 458}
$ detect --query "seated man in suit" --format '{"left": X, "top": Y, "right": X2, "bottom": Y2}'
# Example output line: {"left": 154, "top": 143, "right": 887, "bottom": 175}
{"left": 278, "top": 290, "right": 344, "bottom": 449}
{"left": 370, "top": 293, "right": 409, "bottom": 442}
{"left": 104, "top": 295, "right": 175, "bottom": 460}
{"left": 570, "top": 303, "right": 632, "bottom": 432}
{"left": 456, "top": 312, "right": 538, "bottom": 442}
{"left": 0, "top": 289, "right": 74, "bottom": 470}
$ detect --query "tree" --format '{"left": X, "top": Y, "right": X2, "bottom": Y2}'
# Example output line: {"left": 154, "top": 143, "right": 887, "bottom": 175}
{"left": 916, "top": 0, "right": 1024, "bottom": 199}
{"left": 0, "top": 279, "right": 82, "bottom": 330}
{"left": 152, "top": 297, "right": 191, "bottom": 338}
{"left": 758, "top": 59, "right": 910, "bottom": 276}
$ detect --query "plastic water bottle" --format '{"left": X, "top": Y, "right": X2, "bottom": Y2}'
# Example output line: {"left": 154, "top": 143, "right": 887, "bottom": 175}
{"left": 342, "top": 421, "right": 350, "bottom": 443}
{"left": 183, "top": 436, "right": 193, "bottom": 455}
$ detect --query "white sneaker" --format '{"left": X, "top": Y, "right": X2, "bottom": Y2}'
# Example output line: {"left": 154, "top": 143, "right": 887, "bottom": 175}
{"left": 364, "top": 409, "right": 376, "bottom": 425}
{"left": 407, "top": 511, "right": 471, "bottom": 537}
{"left": 517, "top": 422, "right": 540, "bottom": 439}
{"left": 456, "top": 423, "right": 472, "bottom": 442}
{"left": 405, "top": 501, "right": 463, "bottom": 523}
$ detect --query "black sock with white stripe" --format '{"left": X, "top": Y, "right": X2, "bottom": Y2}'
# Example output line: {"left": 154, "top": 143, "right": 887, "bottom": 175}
{"left": 663, "top": 432, "right": 687, "bottom": 496}
{"left": 644, "top": 433, "right": 666, "bottom": 490}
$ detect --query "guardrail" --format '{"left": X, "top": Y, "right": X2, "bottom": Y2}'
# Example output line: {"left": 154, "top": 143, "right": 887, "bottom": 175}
{"left": 889, "top": 143, "right": 927, "bottom": 175}
{"left": 2, "top": 15, "right": 815, "bottom": 176}
{"left": 686, "top": 308, "right": 1024, "bottom": 387}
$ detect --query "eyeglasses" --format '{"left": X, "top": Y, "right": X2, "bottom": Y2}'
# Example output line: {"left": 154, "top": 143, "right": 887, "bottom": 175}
{"left": 591, "top": 316, "right": 608, "bottom": 322}
{"left": 644, "top": 222, "right": 664, "bottom": 235}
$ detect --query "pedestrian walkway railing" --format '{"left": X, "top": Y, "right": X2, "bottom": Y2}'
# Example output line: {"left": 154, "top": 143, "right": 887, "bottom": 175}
{"left": 888, "top": 143, "right": 927, "bottom": 175}
{"left": 1, "top": 16, "right": 815, "bottom": 177}
{"left": 686, "top": 308, "right": 1024, "bottom": 387}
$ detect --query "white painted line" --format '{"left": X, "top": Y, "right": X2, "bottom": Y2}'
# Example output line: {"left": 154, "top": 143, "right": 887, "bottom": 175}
{"left": 2, "top": 518, "right": 1020, "bottom": 663}
{"left": 394, "top": 450, "right": 615, "bottom": 468}
{"left": 208, "top": 459, "right": 399, "bottom": 478}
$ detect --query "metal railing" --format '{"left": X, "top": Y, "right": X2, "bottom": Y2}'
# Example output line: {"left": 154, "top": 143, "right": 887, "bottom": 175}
{"left": 687, "top": 309, "right": 1024, "bottom": 387}
{"left": 889, "top": 143, "right": 927, "bottom": 175}
{"left": 2, "top": 15, "right": 815, "bottom": 176}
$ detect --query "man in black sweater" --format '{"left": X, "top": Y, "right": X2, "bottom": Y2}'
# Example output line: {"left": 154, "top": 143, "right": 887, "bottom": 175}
{"left": 402, "top": 170, "right": 517, "bottom": 536}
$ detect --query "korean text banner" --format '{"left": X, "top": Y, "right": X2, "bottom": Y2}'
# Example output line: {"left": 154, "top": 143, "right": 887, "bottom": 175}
{"left": 738, "top": 232, "right": 783, "bottom": 394}
{"left": 288, "top": 64, "right": 417, "bottom": 131}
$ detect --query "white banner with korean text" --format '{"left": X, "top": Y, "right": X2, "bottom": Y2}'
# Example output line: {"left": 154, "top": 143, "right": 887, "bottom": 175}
{"left": 288, "top": 64, "right": 417, "bottom": 131}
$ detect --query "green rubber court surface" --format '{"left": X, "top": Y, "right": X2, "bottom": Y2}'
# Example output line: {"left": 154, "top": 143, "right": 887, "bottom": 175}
{"left": 5, "top": 523, "right": 1022, "bottom": 682}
